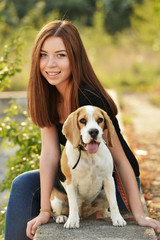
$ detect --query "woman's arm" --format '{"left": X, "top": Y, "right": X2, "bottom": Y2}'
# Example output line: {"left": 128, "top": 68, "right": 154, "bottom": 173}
{"left": 26, "top": 125, "right": 61, "bottom": 239}
{"left": 40, "top": 126, "right": 61, "bottom": 211}
{"left": 103, "top": 129, "right": 160, "bottom": 236}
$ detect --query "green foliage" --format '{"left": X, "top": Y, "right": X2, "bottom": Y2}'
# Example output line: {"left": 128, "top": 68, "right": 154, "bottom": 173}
{"left": 2, "top": 0, "right": 143, "bottom": 33}
{"left": 102, "top": 0, "right": 142, "bottom": 34}
{"left": 1, "top": 0, "right": 160, "bottom": 94}
{"left": 43, "top": 0, "right": 97, "bottom": 26}
{"left": 81, "top": 0, "right": 160, "bottom": 93}
{"left": 0, "top": 203, "right": 6, "bottom": 238}
{"left": 0, "top": 1, "right": 18, "bottom": 26}
{"left": 0, "top": 103, "right": 41, "bottom": 192}
{"left": 21, "top": 1, "right": 60, "bottom": 29}
{"left": 21, "top": 1, "right": 46, "bottom": 28}
{"left": 6, "top": 0, "right": 39, "bottom": 19}
{"left": 0, "top": 1, "right": 19, "bottom": 41}
{"left": 0, "top": 37, "right": 23, "bottom": 91}
{"left": 131, "top": 0, "right": 160, "bottom": 48}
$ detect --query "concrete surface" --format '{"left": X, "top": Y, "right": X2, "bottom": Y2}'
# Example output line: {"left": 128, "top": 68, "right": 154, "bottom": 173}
{"left": 34, "top": 192, "right": 156, "bottom": 240}
{"left": 34, "top": 218, "right": 156, "bottom": 240}
{"left": 34, "top": 188, "right": 156, "bottom": 239}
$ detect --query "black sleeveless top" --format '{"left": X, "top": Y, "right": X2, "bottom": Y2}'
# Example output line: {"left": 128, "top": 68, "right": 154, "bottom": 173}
{"left": 56, "top": 84, "right": 140, "bottom": 177}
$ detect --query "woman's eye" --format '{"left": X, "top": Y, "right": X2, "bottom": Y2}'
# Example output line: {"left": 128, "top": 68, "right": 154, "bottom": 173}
{"left": 79, "top": 118, "right": 86, "bottom": 125}
{"left": 97, "top": 118, "right": 103, "bottom": 124}
{"left": 40, "top": 53, "right": 47, "bottom": 57}
{"left": 57, "top": 53, "right": 66, "bottom": 58}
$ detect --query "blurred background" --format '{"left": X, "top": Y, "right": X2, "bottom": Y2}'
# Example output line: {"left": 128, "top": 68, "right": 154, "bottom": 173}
{"left": 0, "top": 0, "right": 160, "bottom": 103}
{"left": 0, "top": 0, "right": 160, "bottom": 238}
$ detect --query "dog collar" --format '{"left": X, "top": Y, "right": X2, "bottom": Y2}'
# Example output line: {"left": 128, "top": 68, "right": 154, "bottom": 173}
{"left": 72, "top": 144, "right": 86, "bottom": 170}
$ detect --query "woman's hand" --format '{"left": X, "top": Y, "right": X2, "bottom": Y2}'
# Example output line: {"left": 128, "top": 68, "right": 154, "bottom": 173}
{"left": 26, "top": 212, "right": 51, "bottom": 239}
{"left": 136, "top": 215, "right": 160, "bottom": 239}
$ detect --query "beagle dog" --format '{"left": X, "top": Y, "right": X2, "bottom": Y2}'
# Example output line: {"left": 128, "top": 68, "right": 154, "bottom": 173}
{"left": 50, "top": 105, "right": 126, "bottom": 228}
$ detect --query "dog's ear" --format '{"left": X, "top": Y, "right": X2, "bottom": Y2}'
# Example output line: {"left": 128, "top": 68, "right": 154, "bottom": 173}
{"left": 62, "top": 109, "right": 80, "bottom": 149}
{"left": 101, "top": 110, "right": 114, "bottom": 147}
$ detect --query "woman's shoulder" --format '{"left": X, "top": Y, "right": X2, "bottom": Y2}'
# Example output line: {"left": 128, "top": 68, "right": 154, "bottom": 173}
{"left": 79, "top": 83, "right": 99, "bottom": 95}
{"left": 79, "top": 84, "right": 102, "bottom": 105}
{"left": 78, "top": 83, "right": 112, "bottom": 117}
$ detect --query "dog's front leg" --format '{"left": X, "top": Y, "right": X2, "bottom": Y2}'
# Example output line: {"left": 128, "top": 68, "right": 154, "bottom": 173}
{"left": 104, "top": 177, "right": 126, "bottom": 227}
{"left": 64, "top": 182, "right": 80, "bottom": 229}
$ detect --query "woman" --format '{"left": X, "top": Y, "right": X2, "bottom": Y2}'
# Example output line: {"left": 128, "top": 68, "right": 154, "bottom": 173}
{"left": 5, "top": 20, "right": 160, "bottom": 240}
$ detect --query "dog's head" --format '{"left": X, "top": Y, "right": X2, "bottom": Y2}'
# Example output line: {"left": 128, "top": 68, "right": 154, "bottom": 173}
{"left": 62, "top": 105, "right": 114, "bottom": 153}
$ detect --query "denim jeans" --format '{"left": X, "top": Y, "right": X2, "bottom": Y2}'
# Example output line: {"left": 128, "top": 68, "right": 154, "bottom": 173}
{"left": 4, "top": 169, "right": 140, "bottom": 240}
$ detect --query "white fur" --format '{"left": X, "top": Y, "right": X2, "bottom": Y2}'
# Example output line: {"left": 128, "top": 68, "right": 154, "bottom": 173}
{"left": 80, "top": 106, "right": 104, "bottom": 144}
{"left": 52, "top": 105, "right": 126, "bottom": 228}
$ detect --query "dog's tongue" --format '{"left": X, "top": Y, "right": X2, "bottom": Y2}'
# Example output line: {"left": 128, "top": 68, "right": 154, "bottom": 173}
{"left": 86, "top": 142, "right": 99, "bottom": 154}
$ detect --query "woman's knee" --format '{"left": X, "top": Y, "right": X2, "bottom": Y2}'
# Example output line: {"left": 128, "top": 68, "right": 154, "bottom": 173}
{"left": 11, "top": 170, "right": 40, "bottom": 194}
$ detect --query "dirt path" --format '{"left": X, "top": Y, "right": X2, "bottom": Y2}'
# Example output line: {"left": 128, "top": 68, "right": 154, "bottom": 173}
{"left": 122, "top": 93, "right": 160, "bottom": 220}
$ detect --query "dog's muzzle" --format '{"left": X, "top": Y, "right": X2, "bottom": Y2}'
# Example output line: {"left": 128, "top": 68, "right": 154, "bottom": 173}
{"left": 83, "top": 128, "right": 100, "bottom": 154}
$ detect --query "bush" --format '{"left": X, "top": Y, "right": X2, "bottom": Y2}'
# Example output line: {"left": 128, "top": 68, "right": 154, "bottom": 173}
{"left": 0, "top": 102, "right": 41, "bottom": 237}
{"left": 0, "top": 37, "right": 23, "bottom": 91}
{"left": 0, "top": 102, "right": 40, "bottom": 191}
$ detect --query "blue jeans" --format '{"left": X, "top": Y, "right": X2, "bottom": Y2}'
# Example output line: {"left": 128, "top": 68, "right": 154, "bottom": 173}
{"left": 4, "top": 170, "right": 140, "bottom": 240}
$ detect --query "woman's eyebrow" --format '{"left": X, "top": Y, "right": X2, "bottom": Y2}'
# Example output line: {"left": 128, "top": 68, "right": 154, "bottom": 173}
{"left": 40, "top": 49, "right": 47, "bottom": 52}
{"left": 55, "top": 50, "right": 67, "bottom": 53}
{"left": 40, "top": 49, "right": 66, "bottom": 53}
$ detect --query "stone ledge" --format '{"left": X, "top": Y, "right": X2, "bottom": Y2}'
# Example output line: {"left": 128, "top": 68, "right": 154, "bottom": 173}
{"left": 34, "top": 189, "right": 156, "bottom": 240}
{"left": 34, "top": 218, "right": 156, "bottom": 240}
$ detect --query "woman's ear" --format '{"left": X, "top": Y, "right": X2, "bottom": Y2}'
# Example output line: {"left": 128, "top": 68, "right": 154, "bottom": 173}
{"left": 62, "top": 109, "right": 81, "bottom": 149}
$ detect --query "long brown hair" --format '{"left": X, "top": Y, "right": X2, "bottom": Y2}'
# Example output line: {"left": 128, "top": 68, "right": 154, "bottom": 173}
{"left": 27, "top": 20, "right": 117, "bottom": 127}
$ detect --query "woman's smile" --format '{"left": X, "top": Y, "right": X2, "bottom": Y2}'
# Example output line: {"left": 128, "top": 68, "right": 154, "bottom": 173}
{"left": 46, "top": 71, "right": 61, "bottom": 78}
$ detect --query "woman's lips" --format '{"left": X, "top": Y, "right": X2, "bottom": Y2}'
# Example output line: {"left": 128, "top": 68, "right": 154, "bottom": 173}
{"left": 46, "top": 71, "right": 61, "bottom": 78}
{"left": 46, "top": 71, "right": 60, "bottom": 76}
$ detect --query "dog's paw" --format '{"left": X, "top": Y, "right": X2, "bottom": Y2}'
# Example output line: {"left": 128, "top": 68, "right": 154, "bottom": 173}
{"left": 64, "top": 215, "right": 79, "bottom": 229}
{"left": 56, "top": 215, "right": 68, "bottom": 224}
{"left": 111, "top": 214, "right": 127, "bottom": 227}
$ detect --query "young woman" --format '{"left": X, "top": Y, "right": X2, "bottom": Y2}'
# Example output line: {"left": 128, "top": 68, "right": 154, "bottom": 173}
{"left": 5, "top": 20, "right": 160, "bottom": 240}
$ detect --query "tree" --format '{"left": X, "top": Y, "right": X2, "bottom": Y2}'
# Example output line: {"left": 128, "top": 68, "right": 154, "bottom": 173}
{"left": 4, "top": 0, "right": 143, "bottom": 34}
{"left": 131, "top": 0, "right": 160, "bottom": 47}
{"left": 102, "top": 0, "right": 142, "bottom": 34}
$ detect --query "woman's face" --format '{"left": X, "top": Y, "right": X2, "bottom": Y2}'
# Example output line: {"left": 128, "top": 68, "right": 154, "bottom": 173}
{"left": 40, "top": 36, "right": 71, "bottom": 88}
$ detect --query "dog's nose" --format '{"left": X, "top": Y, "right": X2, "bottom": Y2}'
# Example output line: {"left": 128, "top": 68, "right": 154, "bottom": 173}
{"left": 88, "top": 128, "right": 99, "bottom": 139}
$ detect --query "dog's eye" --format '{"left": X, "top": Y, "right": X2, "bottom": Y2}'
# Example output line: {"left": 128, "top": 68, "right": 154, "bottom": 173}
{"left": 97, "top": 118, "right": 103, "bottom": 124}
{"left": 79, "top": 118, "right": 87, "bottom": 125}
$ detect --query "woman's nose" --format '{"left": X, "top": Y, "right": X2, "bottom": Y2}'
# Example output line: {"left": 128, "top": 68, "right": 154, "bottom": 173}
{"left": 47, "top": 55, "right": 57, "bottom": 67}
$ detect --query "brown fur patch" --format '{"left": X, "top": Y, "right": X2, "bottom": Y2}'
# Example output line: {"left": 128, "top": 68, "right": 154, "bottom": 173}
{"left": 50, "top": 188, "right": 68, "bottom": 201}
{"left": 61, "top": 147, "right": 72, "bottom": 185}
{"left": 77, "top": 108, "right": 88, "bottom": 128}
{"left": 62, "top": 107, "right": 89, "bottom": 148}
{"left": 93, "top": 109, "right": 105, "bottom": 129}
